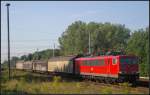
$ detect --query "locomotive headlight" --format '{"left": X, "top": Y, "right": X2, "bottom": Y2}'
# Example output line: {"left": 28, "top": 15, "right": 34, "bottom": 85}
{"left": 119, "top": 71, "right": 122, "bottom": 74}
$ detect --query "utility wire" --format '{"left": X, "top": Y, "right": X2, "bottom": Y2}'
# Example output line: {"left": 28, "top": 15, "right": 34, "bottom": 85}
{"left": 1, "top": 39, "right": 58, "bottom": 42}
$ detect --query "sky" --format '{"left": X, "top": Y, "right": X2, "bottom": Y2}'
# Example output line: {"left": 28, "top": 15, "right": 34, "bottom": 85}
{"left": 1, "top": 1, "right": 149, "bottom": 63}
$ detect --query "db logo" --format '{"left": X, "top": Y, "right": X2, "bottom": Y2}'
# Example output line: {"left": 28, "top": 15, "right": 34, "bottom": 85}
{"left": 91, "top": 67, "right": 93, "bottom": 71}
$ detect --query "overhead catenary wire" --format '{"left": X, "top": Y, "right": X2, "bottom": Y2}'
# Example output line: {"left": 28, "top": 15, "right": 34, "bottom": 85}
{"left": 1, "top": 39, "right": 59, "bottom": 42}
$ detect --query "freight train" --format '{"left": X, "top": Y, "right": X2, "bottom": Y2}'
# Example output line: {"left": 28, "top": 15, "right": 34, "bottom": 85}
{"left": 16, "top": 52, "right": 139, "bottom": 85}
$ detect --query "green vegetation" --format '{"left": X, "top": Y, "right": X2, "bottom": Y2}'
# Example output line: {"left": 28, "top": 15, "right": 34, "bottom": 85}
{"left": 59, "top": 21, "right": 130, "bottom": 55}
{"left": 1, "top": 69, "right": 149, "bottom": 94}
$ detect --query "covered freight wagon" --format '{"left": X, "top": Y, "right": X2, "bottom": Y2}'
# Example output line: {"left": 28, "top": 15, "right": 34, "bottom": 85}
{"left": 48, "top": 56, "right": 75, "bottom": 74}
{"left": 16, "top": 61, "right": 24, "bottom": 70}
{"left": 32, "top": 60, "right": 48, "bottom": 72}
{"left": 23, "top": 61, "right": 33, "bottom": 70}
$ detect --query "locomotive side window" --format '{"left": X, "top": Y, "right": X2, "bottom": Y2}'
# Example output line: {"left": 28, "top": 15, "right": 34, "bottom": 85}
{"left": 112, "top": 58, "right": 117, "bottom": 65}
{"left": 99, "top": 59, "right": 105, "bottom": 66}
{"left": 82, "top": 59, "right": 105, "bottom": 66}
{"left": 92, "top": 60, "right": 95, "bottom": 66}
{"left": 120, "top": 57, "right": 138, "bottom": 64}
{"left": 83, "top": 60, "right": 87, "bottom": 66}
{"left": 83, "top": 60, "right": 91, "bottom": 66}
{"left": 87, "top": 60, "right": 90, "bottom": 66}
{"left": 92, "top": 60, "right": 99, "bottom": 66}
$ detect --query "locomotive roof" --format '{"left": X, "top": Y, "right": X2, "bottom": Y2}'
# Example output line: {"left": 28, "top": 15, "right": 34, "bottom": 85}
{"left": 75, "top": 55, "right": 137, "bottom": 60}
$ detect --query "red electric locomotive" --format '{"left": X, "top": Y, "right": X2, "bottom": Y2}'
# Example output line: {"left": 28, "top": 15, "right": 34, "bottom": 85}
{"left": 74, "top": 54, "right": 139, "bottom": 84}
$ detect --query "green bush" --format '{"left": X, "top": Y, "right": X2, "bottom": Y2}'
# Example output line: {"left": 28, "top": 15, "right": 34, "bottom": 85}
{"left": 101, "top": 86, "right": 113, "bottom": 94}
{"left": 53, "top": 76, "right": 61, "bottom": 83}
{"left": 119, "top": 82, "right": 131, "bottom": 94}
{"left": 52, "top": 76, "right": 62, "bottom": 89}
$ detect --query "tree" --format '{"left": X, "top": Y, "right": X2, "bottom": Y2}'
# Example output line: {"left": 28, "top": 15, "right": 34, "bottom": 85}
{"left": 126, "top": 27, "right": 149, "bottom": 76}
{"left": 58, "top": 21, "right": 130, "bottom": 55}
{"left": 11, "top": 56, "right": 19, "bottom": 68}
{"left": 1, "top": 60, "right": 8, "bottom": 69}
{"left": 27, "top": 53, "right": 33, "bottom": 61}
{"left": 59, "top": 21, "right": 87, "bottom": 55}
{"left": 20, "top": 55, "right": 28, "bottom": 61}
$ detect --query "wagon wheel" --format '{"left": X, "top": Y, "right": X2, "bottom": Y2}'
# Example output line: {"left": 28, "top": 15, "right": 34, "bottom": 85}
{"left": 109, "top": 79, "right": 114, "bottom": 84}
{"left": 118, "top": 78, "right": 123, "bottom": 83}
{"left": 98, "top": 79, "right": 102, "bottom": 83}
{"left": 131, "top": 80, "right": 137, "bottom": 87}
{"left": 105, "top": 78, "right": 110, "bottom": 84}
{"left": 97, "top": 77, "right": 102, "bottom": 83}
{"left": 102, "top": 79, "right": 105, "bottom": 83}
{"left": 111, "top": 78, "right": 116, "bottom": 84}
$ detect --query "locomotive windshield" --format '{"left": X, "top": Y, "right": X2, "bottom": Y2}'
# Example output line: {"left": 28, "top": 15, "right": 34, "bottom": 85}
{"left": 120, "top": 57, "right": 138, "bottom": 64}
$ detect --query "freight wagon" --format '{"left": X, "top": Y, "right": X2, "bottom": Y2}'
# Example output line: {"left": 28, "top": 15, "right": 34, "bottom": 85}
{"left": 23, "top": 61, "right": 33, "bottom": 71}
{"left": 32, "top": 60, "right": 48, "bottom": 72}
{"left": 16, "top": 61, "right": 24, "bottom": 70}
{"left": 48, "top": 56, "right": 75, "bottom": 74}
{"left": 16, "top": 61, "right": 33, "bottom": 71}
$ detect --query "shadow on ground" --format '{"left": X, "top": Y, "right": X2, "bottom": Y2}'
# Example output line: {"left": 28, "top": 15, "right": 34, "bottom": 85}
{"left": 136, "top": 80, "right": 149, "bottom": 88}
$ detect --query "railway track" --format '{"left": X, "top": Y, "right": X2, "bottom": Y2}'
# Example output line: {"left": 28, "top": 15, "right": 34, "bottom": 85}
{"left": 57, "top": 75, "right": 149, "bottom": 88}
{"left": 43, "top": 72, "right": 150, "bottom": 88}
{"left": 137, "top": 78, "right": 149, "bottom": 88}
{"left": 14, "top": 69, "right": 149, "bottom": 88}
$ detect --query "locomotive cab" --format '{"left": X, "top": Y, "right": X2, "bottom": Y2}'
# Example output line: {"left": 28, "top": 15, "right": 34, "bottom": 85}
{"left": 118, "top": 55, "right": 139, "bottom": 82}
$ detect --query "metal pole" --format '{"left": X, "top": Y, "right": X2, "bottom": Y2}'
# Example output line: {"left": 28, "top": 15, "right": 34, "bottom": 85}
{"left": 6, "top": 3, "right": 11, "bottom": 80}
{"left": 37, "top": 48, "right": 39, "bottom": 60}
{"left": 53, "top": 43, "right": 55, "bottom": 57}
{"left": 89, "top": 31, "right": 91, "bottom": 54}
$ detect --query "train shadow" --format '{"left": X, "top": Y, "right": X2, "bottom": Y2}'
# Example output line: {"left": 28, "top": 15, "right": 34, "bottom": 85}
{"left": 136, "top": 80, "right": 149, "bottom": 88}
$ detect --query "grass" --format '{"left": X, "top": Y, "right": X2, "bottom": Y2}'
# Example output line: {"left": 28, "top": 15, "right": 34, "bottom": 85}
{"left": 1, "top": 69, "right": 149, "bottom": 94}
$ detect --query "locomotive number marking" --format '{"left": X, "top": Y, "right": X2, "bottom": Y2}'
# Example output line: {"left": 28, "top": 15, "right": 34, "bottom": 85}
{"left": 91, "top": 67, "right": 93, "bottom": 71}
